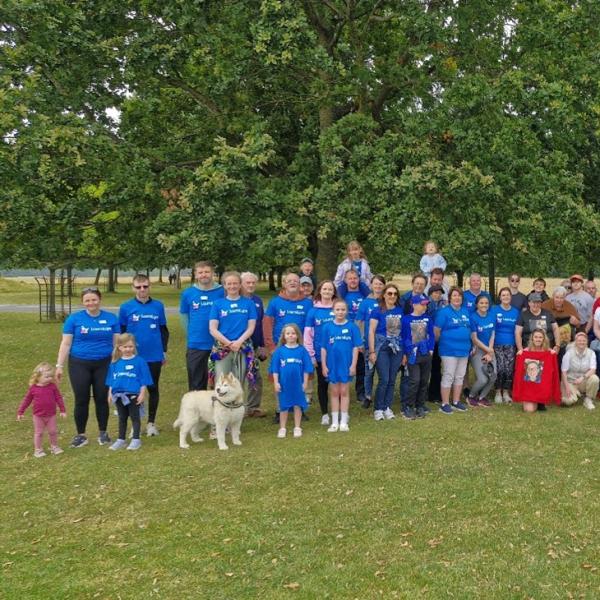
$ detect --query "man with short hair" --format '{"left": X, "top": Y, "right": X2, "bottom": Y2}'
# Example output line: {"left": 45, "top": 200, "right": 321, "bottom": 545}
{"left": 241, "top": 272, "right": 267, "bottom": 418}
{"left": 401, "top": 274, "right": 428, "bottom": 314}
{"left": 424, "top": 268, "right": 449, "bottom": 301}
{"left": 264, "top": 272, "right": 313, "bottom": 421}
{"left": 508, "top": 273, "right": 528, "bottom": 311}
{"left": 462, "top": 272, "right": 492, "bottom": 312}
{"left": 179, "top": 261, "right": 224, "bottom": 390}
{"left": 298, "top": 257, "right": 317, "bottom": 289}
{"left": 585, "top": 280, "right": 597, "bottom": 299}
{"left": 119, "top": 274, "right": 169, "bottom": 436}
{"left": 567, "top": 274, "right": 593, "bottom": 331}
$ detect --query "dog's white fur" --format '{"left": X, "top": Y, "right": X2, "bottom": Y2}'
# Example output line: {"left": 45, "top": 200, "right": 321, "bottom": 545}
{"left": 173, "top": 373, "right": 245, "bottom": 450}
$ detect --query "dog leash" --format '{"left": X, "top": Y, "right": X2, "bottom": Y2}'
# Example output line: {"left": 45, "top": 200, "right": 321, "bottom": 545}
{"left": 211, "top": 395, "right": 245, "bottom": 410}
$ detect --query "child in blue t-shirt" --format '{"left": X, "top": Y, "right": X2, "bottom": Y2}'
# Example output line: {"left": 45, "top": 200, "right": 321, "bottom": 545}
{"left": 270, "top": 324, "right": 314, "bottom": 439}
{"left": 321, "top": 300, "right": 362, "bottom": 433}
{"left": 105, "top": 333, "right": 153, "bottom": 451}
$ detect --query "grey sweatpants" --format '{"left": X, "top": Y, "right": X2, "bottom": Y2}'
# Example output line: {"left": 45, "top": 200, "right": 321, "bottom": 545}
{"left": 469, "top": 347, "right": 497, "bottom": 399}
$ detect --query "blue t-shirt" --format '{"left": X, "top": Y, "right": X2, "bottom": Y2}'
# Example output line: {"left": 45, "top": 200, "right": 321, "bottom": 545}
{"left": 305, "top": 305, "right": 335, "bottom": 359}
{"left": 462, "top": 290, "right": 492, "bottom": 313}
{"left": 435, "top": 306, "right": 472, "bottom": 357}
{"left": 63, "top": 310, "right": 119, "bottom": 361}
{"left": 470, "top": 311, "right": 496, "bottom": 347}
{"left": 370, "top": 306, "right": 404, "bottom": 338}
{"left": 356, "top": 297, "right": 380, "bottom": 344}
{"left": 106, "top": 355, "right": 153, "bottom": 394}
{"left": 492, "top": 304, "right": 519, "bottom": 346}
{"left": 344, "top": 290, "right": 365, "bottom": 322}
{"left": 119, "top": 298, "right": 167, "bottom": 363}
{"left": 268, "top": 345, "right": 314, "bottom": 410}
{"left": 248, "top": 294, "right": 265, "bottom": 348}
{"left": 321, "top": 320, "right": 362, "bottom": 383}
{"left": 209, "top": 296, "right": 257, "bottom": 341}
{"left": 401, "top": 313, "right": 435, "bottom": 356}
{"left": 179, "top": 286, "right": 224, "bottom": 350}
{"left": 265, "top": 296, "right": 313, "bottom": 343}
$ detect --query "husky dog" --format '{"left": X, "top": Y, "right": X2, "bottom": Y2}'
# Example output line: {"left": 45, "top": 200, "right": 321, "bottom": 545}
{"left": 173, "top": 373, "right": 245, "bottom": 450}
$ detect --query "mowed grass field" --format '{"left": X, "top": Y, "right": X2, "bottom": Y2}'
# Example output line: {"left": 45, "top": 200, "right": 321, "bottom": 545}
{"left": 1, "top": 281, "right": 599, "bottom": 599}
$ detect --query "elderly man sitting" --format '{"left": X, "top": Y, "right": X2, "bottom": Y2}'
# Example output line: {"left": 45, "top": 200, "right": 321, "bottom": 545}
{"left": 561, "top": 332, "right": 598, "bottom": 410}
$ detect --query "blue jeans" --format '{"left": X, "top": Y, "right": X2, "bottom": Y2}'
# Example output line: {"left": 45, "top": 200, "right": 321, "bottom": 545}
{"left": 374, "top": 345, "right": 402, "bottom": 411}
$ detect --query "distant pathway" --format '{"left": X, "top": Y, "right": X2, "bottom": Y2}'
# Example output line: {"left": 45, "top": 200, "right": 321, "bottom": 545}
{"left": 0, "top": 304, "right": 181, "bottom": 314}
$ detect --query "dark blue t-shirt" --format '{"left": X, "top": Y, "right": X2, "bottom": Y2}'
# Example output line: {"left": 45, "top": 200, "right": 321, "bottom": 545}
{"left": 63, "top": 310, "right": 119, "bottom": 360}
{"left": 179, "top": 286, "right": 224, "bottom": 350}
{"left": 119, "top": 298, "right": 167, "bottom": 362}
{"left": 305, "top": 305, "right": 335, "bottom": 358}
{"left": 344, "top": 290, "right": 365, "bottom": 322}
{"left": 370, "top": 306, "right": 404, "bottom": 338}
{"left": 462, "top": 290, "right": 492, "bottom": 313}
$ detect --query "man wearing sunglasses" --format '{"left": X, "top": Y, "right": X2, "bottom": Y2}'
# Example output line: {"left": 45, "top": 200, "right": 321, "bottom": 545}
{"left": 119, "top": 274, "right": 169, "bottom": 436}
{"left": 508, "top": 273, "right": 528, "bottom": 311}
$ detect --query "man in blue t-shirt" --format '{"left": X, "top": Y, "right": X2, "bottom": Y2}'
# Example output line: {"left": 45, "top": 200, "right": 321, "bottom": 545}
{"left": 179, "top": 261, "right": 224, "bottom": 390}
{"left": 119, "top": 274, "right": 169, "bottom": 436}
{"left": 462, "top": 272, "right": 492, "bottom": 312}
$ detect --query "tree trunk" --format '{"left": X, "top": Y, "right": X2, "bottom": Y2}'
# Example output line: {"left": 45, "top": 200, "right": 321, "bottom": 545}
{"left": 455, "top": 269, "right": 464, "bottom": 288}
{"left": 48, "top": 267, "right": 57, "bottom": 320}
{"left": 276, "top": 267, "right": 284, "bottom": 289}
{"left": 488, "top": 251, "right": 496, "bottom": 300}
{"left": 66, "top": 265, "right": 73, "bottom": 297}
{"left": 94, "top": 268, "right": 102, "bottom": 285}
{"left": 158, "top": 267, "right": 163, "bottom": 283}
{"left": 268, "top": 269, "right": 276, "bottom": 291}
{"left": 107, "top": 265, "right": 116, "bottom": 293}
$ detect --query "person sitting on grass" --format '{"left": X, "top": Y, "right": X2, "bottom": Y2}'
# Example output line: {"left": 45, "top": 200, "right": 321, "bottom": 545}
{"left": 561, "top": 332, "right": 598, "bottom": 411}
{"left": 512, "top": 329, "right": 561, "bottom": 413}
{"left": 270, "top": 324, "right": 314, "bottom": 439}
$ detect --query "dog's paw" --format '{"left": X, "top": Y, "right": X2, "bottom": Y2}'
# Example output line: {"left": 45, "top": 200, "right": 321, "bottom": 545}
{"left": 191, "top": 437, "right": 204, "bottom": 443}
{"left": 179, "top": 443, "right": 190, "bottom": 450}
{"left": 232, "top": 439, "right": 242, "bottom": 446}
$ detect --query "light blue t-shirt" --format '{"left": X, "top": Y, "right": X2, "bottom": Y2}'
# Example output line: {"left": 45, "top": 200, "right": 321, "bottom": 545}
{"left": 63, "top": 310, "right": 119, "bottom": 361}
{"left": 106, "top": 355, "right": 153, "bottom": 394}
{"left": 209, "top": 296, "right": 257, "bottom": 341}
{"left": 463, "top": 290, "right": 492, "bottom": 313}
{"left": 119, "top": 298, "right": 167, "bottom": 362}
{"left": 265, "top": 296, "right": 313, "bottom": 343}
{"left": 356, "top": 297, "right": 380, "bottom": 344}
{"left": 435, "top": 306, "right": 472, "bottom": 357}
{"left": 179, "top": 286, "right": 224, "bottom": 350}
{"left": 470, "top": 311, "right": 496, "bottom": 347}
{"left": 305, "top": 305, "right": 335, "bottom": 358}
{"left": 491, "top": 304, "right": 519, "bottom": 346}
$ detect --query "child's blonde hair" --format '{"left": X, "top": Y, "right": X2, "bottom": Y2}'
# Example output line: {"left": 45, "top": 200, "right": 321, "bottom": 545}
{"left": 278, "top": 324, "right": 303, "bottom": 347}
{"left": 423, "top": 239, "right": 439, "bottom": 253}
{"left": 346, "top": 240, "right": 365, "bottom": 259}
{"left": 29, "top": 362, "right": 54, "bottom": 386}
{"left": 527, "top": 328, "right": 549, "bottom": 351}
{"left": 112, "top": 333, "right": 137, "bottom": 361}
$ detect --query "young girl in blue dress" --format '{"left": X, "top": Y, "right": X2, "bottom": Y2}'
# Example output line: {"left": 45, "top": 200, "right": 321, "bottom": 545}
{"left": 105, "top": 333, "right": 153, "bottom": 451}
{"left": 321, "top": 300, "right": 362, "bottom": 432}
{"left": 270, "top": 324, "right": 314, "bottom": 438}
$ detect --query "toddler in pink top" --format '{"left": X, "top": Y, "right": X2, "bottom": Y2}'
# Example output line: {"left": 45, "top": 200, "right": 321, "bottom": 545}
{"left": 17, "top": 362, "right": 67, "bottom": 458}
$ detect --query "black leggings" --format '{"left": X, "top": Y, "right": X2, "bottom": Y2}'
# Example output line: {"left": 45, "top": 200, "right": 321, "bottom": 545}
{"left": 115, "top": 395, "right": 141, "bottom": 440}
{"left": 186, "top": 349, "right": 211, "bottom": 391}
{"left": 147, "top": 361, "right": 163, "bottom": 423}
{"left": 68, "top": 356, "right": 111, "bottom": 434}
{"left": 315, "top": 361, "right": 329, "bottom": 415}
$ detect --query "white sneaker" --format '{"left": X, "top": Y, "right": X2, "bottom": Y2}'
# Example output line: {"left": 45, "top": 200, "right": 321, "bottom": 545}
{"left": 503, "top": 392, "right": 512, "bottom": 403}
{"left": 34, "top": 449, "right": 46, "bottom": 458}
{"left": 583, "top": 397, "right": 596, "bottom": 410}
{"left": 494, "top": 392, "right": 503, "bottom": 404}
{"left": 277, "top": 428, "right": 287, "bottom": 438}
{"left": 293, "top": 427, "right": 302, "bottom": 438}
{"left": 320, "top": 414, "right": 330, "bottom": 425}
{"left": 146, "top": 423, "right": 159, "bottom": 436}
{"left": 339, "top": 423, "right": 350, "bottom": 432}
{"left": 373, "top": 410, "right": 384, "bottom": 421}
{"left": 383, "top": 408, "right": 395, "bottom": 420}
{"left": 327, "top": 423, "right": 339, "bottom": 433}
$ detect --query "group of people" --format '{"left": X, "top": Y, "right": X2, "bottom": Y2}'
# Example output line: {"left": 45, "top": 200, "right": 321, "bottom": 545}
{"left": 17, "top": 241, "right": 599, "bottom": 455}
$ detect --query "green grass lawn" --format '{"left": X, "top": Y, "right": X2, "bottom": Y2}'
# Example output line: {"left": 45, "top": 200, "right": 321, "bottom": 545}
{"left": 1, "top": 310, "right": 599, "bottom": 599}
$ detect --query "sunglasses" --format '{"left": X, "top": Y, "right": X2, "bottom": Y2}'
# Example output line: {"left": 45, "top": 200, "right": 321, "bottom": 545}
{"left": 385, "top": 291, "right": 398, "bottom": 296}
{"left": 134, "top": 285, "right": 149, "bottom": 289}
{"left": 510, "top": 278, "right": 520, "bottom": 283}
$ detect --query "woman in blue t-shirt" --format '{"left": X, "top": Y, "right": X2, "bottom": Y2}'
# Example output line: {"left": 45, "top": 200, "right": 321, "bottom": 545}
{"left": 467, "top": 295, "right": 497, "bottom": 407}
{"left": 55, "top": 287, "right": 120, "bottom": 448}
{"left": 434, "top": 287, "right": 471, "bottom": 414}
{"left": 492, "top": 287, "right": 520, "bottom": 404}
{"left": 368, "top": 283, "right": 404, "bottom": 421}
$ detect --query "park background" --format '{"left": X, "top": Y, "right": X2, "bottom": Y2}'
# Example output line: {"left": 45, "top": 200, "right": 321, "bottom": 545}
{"left": 2, "top": 1, "right": 600, "bottom": 598}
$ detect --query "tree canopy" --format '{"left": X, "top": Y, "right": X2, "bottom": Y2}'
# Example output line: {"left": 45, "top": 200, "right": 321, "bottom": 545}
{"left": 2, "top": 0, "right": 600, "bottom": 281}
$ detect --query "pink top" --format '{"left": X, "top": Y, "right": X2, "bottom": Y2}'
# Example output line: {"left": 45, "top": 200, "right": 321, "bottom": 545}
{"left": 17, "top": 384, "right": 66, "bottom": 417}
